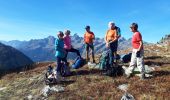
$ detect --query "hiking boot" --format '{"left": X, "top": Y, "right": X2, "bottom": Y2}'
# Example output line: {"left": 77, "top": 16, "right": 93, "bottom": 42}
{"left": 126, "top": 73, "right": 132, "bottom": 79}
{"left": 140, "top": 73, "right": 146, "bottom": 80}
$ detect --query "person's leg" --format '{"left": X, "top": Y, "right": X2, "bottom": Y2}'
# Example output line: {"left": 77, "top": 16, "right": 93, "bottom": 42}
{"left": 56, "top": 57, "right": 62, "bottom": 75}
{"left": 69, "top": 48, "right": 81, "bottom": 57}
{"left": 113, "top": 51, "right": 118, "bottom": 67}
{"left": 126, "top": 49, "right": 137, "bottom": 78}
{"left": 89, "top": 43, "right": 95, "bottom": 63}
{"left": 137, "top": 50, "right": 145, "bottom": 79}
{"left": 64, "top": 49, "right": 69, "bottom": 63}
{"left": 109, "top": 43, "right": 114, "bottom": 67}
{"left": 114, "top": 41, "right": 118, "bottom": 67}
{"left": 85, "top": 43, "right": 89, "bottom": 62}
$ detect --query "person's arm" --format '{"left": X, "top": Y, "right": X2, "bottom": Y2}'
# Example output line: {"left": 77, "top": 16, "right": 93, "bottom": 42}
{"left": 138, "top": 41, "right": 143, "bottom": 51}
{"left": 105, "top": 31, "right": 110, "bottom": 48}
{"left": 92, "top": 33, "right": 95, "bottom": 40}
{"left": 136, "top": 32, "right": 143, "bottom": 51}
{"left": 105, "top": 31, "right": 108, "bottom": 43}
{"left": 55, "top": 39, "right": 64, "bottom": 52}
{"left": 91, "top": 32, "right": 95, "bottom": 43}
{"left": 84, "top": 33, "right": 86, "bottom": 43}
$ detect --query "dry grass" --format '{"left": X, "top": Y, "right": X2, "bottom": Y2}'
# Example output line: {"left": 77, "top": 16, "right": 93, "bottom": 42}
{"left": 0, "top": 45, "right": 170, "bottom": 100}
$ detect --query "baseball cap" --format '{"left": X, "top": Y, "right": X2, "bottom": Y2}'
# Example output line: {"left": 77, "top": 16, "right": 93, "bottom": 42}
{"left": 85, "top": 25, "right": 90, "bottom": 29}
{"left": 130, "top": 23, "right": 138, "bottom": 28}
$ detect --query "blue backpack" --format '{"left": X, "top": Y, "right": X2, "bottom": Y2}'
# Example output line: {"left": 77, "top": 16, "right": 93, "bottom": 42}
{"left": 72, "top": 57, "right": 85, "bottom": 69}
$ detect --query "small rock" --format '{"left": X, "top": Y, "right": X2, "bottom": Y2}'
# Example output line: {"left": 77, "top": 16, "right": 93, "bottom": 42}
{"left": 133, "top": 65, "right": 155, "bottom": 74}
{"left": 118, "top": 84, "right": 128, "bottom": 92}
{"left": 50, "top": 85, "right": 64, "bottom": 92}
{"left": 41, "top": 85, "right": 64, "bottom": 97}
{"left": 19, "top": 72, "right": 24, "bottom": 74}
{"left": 88, "top": 62, "right": 97, "bottom": 69}
{"left": 135, "top": 74, "right": 153, "bottom": 78}
{"left": 27, "top": 95, "right": 33, "bottom": 100}
{"left": 121, "top": 93, "right": 135, "bottom": 100}
{"left": 42, "top": 86, "right": 50, "bottom": 97}
{"left": 0, "top": 87, "right": 7, "bottom": 91}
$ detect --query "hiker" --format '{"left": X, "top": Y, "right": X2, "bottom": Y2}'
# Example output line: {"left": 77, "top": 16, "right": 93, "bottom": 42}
{"left": 126, "top": 23, "right": 145, "bottom": 80}
{"left": 64, "top": 29, "right": 81, "bottom": 63}
{"left": 55, "top": 31, "right": 66, "bottom": 81}
{"left": 105, "top": 21, "right": 119, "bottom": 67}
{"left": 84, "top": 25, "right": 95, "bottom": 63}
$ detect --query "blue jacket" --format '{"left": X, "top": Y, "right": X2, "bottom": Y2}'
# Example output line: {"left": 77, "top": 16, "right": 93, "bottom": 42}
{"left": 55, "top": 38, "right": 65, "bottom": 58}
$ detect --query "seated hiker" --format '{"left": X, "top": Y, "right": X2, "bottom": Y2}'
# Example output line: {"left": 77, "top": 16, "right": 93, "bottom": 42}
{"left": 64, "top": 29, "right": 81, "bottom": 63}
{"left": 84, "top": 25, "right": 95, "bottom": 63}
{"left": 55, "top": 31, "right": 67, "bottom": 81}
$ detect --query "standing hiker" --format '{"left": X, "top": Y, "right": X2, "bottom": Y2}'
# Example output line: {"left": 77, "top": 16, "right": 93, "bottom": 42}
{"left": 105, "top": 22, "right": 119, "bottom": 67}
{"left": 126, "top": 23, "right": 145, "bottom": 80}
{"left": 84, "top": 25, "right": 95, "bottom": 63}
{"left": 55, "top": 31, "right": 66, "bottom": 81}
{"left": 64, "top": 29, "right": 81, "bottom": 63}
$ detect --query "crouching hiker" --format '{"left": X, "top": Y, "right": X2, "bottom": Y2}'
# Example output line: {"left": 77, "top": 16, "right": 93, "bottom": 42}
{"left": 64, "top": 29, "right": 81, "bottom": 63}
{"left": 126, "top": 23, "right": 145, "bottom": 80}
{"left": 55, "top": 31, "right": 67, "bottom": 81}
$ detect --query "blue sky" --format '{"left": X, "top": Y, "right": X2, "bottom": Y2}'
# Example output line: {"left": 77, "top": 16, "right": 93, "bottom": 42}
{"left": 0, "top": 0, "right": 170, "bottom": 43}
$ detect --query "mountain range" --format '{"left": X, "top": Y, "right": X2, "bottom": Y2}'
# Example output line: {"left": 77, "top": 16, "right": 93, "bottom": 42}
{"left": 1, "top": 34, "right": 135, "bottom": 62}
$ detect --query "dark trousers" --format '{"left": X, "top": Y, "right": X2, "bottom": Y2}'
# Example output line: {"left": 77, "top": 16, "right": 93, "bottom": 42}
{"left": 85, "top": 43, "right": 95, "bottom": 62}
{"left": 65, "top": 48, "right": 81, "bottom": 62}
{"left": 56, "top": 57, "right": 66, "bottom": 75}
{"left": 109, "top": 40, "right": 118, "bottom": 66}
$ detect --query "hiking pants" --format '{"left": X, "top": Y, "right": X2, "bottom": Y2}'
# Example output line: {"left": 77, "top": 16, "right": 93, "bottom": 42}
{"left": 85, "top": 43, "right": 95, "bottom": 61}
{"left": 65, "top": 48, "right": 81, "bottom": 62}
{"left": 128, "top": 49, "right": 145, "bottom": 74}
{"left": 109, "top": 41, "right": 118, "bottom": 66}
{"left": 56, "top": 57, "right": 67, "bottom": 75}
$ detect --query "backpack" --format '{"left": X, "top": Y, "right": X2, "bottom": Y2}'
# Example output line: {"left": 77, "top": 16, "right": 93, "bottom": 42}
{"left": 115, "top": 26, "right": 121, "bottom": 37}
{"left": 72, "top": 57, "right": 85, "bottom": 69}
{"left": 44, "top": 66, "right": 58, "bottom": 85}
{"left": 105, "top": 66, "right": 124, "bottom": 77}
{"left": 98, "top": 50, "right": 110, "bottom": 70}
{"left": 60, "top": 62, "right": 70, "bottom": 77}
{"left": 121, "top": 53, "right": 132, "bottom": 63}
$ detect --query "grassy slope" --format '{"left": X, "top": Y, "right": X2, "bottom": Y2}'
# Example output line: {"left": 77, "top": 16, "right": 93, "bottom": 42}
{"left": 0, "top": 45, "right": 170, "bottom": 100}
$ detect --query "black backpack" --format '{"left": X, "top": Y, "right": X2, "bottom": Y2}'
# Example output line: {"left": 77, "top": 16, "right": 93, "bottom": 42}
{"left": 60, "top": 62, "right": 70, "bottom": 77}
{"left": 105, "top": 66, "right": 124, "bottom": 77}
{"left": 122, "top": 53, "right": 132, "bottom": 63}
